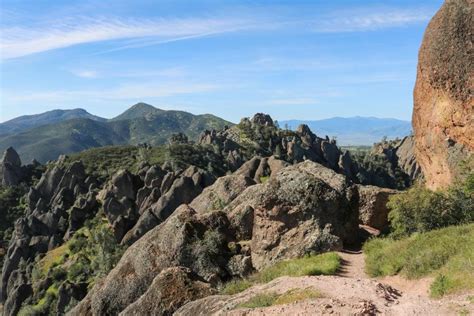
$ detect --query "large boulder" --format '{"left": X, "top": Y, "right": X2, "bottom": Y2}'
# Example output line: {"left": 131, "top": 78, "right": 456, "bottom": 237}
{"left": 190, "top": 175, "right": 256, "bottom": 213}
{"left": 69, "top": 206, "right": 232, "bottom": 315}
{"left": 357, "top": 185, "right": 399, "bottom": 231}
{"left": 119, "top": 267, "right": 216, "bottom": 316}
{"left": 413, "top": 0, "right": 473, "bottom": 189}
{"left": 224, "top": 160, "right": 359, "bottom": 270}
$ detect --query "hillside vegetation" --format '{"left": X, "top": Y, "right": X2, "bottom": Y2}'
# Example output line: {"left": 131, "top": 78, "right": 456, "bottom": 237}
{"left": 0, "top": 103, "right": 232, "bottom": 163}
{"left": 364, "top": 172, "right": 474, "bottom": 297}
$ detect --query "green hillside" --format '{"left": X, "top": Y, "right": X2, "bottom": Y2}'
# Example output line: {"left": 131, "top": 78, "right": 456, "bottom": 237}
{"left": 0, "top": 104, "right": 232, "bottom": 163}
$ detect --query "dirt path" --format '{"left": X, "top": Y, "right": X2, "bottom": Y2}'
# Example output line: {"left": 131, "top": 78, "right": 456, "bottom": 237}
{"left": 176, "top": 250, "right": 474, "bottom": 315}
{"left": 337, "top": 250, "right": 435, "bottom": 298}
{"left": 337, "top": 250, "right": 367, "bottom": 279}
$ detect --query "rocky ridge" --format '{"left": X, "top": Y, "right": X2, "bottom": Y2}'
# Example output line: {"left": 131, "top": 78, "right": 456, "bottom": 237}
{"left": 0, "top": 114, "right": 422, "bottom": 315}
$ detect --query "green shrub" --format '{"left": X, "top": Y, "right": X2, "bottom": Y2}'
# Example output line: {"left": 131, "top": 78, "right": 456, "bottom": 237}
{"left": 221, "top": 252, "right": 340, "bottom": 294}
{"left": 364, "top": 223, "right": 474, "bottom": 297}
{"left": 387, "top": 176, "right": 473, "bottom": 238}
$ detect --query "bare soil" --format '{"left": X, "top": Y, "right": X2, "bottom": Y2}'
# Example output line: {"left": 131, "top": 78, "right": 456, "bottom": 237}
{"left": 194, "top": 250, "right": 474, "bottom": 315}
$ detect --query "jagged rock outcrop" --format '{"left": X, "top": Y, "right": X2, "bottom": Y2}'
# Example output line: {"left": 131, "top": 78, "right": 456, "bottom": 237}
{"left": 102, "top": 170, "right": 142, "bottom": 241}
{"left": 224, "top": 160, "right": 360, "bottom": 270}
{"left": 121, "top": 166, "right": 212, "bottom": 245}
{"left": 70, "top": 160, "right": 366, "bottom": 314}
{"left": 190, "top": 175, "right": 256, "bottom": 213}
{"left": 69, "top": 206, "right": 232, "bottom": 316}
{"left": 0, "top": 160, "right": 98, "bottom": 314}
{"left": 413, "top": 0, "right": 473, "bottom": 189}
{"left": 357, "top": 185, "right": 399, "bottom": 231}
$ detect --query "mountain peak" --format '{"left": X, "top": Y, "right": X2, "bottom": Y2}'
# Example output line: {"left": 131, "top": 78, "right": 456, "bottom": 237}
{"left": 112, "top": 103, "right": 163, "bottom": 121}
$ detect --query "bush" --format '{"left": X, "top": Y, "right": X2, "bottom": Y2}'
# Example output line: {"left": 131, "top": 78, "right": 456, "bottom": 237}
{"left": 222, "top": 252, "right": 340, "bottom": 294}
{"left": 387, "top": 175, "right": 473, "bottom": 238}
{"left": 363, "top": 223, "right": 474, "bottom": 297}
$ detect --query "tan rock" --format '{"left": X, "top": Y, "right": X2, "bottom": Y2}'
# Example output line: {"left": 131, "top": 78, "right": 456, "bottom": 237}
{"left": 413, "top": 0, "right": 473, "bottom": 189}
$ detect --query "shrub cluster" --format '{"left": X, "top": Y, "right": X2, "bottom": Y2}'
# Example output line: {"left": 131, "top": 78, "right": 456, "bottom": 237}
{"left": 387, "top": 174, "right": 474, "bottom": 238}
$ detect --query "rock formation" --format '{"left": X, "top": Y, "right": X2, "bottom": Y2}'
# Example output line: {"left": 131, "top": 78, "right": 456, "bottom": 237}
{"left": 413, "top": 0, "right": 473, "bottom": 189}
{"left": 0, "top": 148, "right": 23, "bottom": 186}
{"left": 357, "top": 185, "right": 399, "bottom": 231}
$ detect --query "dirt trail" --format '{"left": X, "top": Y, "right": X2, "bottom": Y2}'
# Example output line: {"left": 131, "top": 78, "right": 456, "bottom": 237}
{"left": 178, "top": 250, "right": 474, "bottom": 315}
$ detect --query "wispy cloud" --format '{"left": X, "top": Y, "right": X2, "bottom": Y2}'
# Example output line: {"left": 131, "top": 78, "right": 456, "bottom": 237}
{"left": 6, "top": 82, "right": 218, "bottom": 103}
{"left": 0, "top": 5, "right": 433, "bottom": 60}
{"left": 0, "top": 16, "right": 252, "bottom": 60}
{"left": 70, "top": 69, "right": 99, "bottom": 78}
{"left": 314, "top": 8, "right": 432, "bottom": 32}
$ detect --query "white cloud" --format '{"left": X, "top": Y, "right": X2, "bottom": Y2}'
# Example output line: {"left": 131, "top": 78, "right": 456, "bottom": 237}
{"left": 0, "top": 16, "right": 251, "bottom": 60}
{"left": 6, "top": 82, "right": 218, "bottom": 103}
{"left": 314, "top": 9, "right": 432, "bottom": 32}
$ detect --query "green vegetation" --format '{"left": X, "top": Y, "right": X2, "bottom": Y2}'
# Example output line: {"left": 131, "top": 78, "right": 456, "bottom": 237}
{"left": 387, "top": 174, "right": 473, "bottom": 238}
{"left": 0, "top": 103, "right": 232, "bottom": 163}
{"left": 65, "top": 143, "right": 229, "bottom": 181}
{"left": 20, "top": 212, "right": 125, "bottom": 315}
{"left": 236, "top": 289, "right": 322, "bottom": 309}
{"left": 364, "top": 223, "right": 474, "bottom": 297}
{"left": 222, "top": 252, "right": 341, "bottom": 295}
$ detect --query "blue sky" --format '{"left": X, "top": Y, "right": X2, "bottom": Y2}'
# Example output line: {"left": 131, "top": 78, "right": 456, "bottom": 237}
{"left": 0, "top": 0, "right": 443, "bottom": 123}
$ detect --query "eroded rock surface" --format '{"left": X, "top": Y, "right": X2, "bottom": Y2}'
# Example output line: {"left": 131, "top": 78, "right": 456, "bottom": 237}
{"left": 413, "top": 0, "right": 473, "bottom": 189}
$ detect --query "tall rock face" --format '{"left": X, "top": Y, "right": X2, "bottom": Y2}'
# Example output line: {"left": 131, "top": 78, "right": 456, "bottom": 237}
{"left": 413, "top": 0, "right": 473, "bottom": 189}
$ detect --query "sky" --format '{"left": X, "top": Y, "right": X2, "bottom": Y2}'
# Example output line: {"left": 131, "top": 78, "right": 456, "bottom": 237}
{"left": 0, "top": 0, "right": 443, "bottom": 123}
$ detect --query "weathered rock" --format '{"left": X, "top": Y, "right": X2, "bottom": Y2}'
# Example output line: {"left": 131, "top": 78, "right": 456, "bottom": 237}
{"left": 1, "top": 160, "right": 96, "bottom": 306}
{"left": 2, "top": 270, "right": 32, "bottom": 316}
{"left": 224, "top": 161, "right": 359, "bottom": 270}
{"left": 102, "top": 170, "right": 141, "bottom": 241}
{"left": 69, "top": 206, "right": 232, "bottom": 315}
{"left": 0, "top": 147, "right": 23, "bottom": 186}
{"left": 251, "top": 113, "right": 274, "bottom": 126}
{"left": 413, "top": 0, "right": 473, "bottom": 189}
{"left": 56, "top": 281, "right": 88, "bottom": 315}
{"left": 357, "top": 185, "right": 399, "bottom": 231}
{"left": 190, "top": 175, "right": 256, "bottom": 213}
{"left": 395, "top": 136, "right": 423, "bottom": 180}
{"left": 119, "top": 267, "right": 216, "bottom": 316}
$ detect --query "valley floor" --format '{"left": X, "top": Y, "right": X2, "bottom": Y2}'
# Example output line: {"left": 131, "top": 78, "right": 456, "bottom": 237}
{"left": 177, "top": 250, "right": 474, "bottom": 315}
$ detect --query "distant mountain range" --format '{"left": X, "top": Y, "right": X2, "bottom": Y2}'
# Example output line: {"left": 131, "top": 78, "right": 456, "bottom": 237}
{"left": 0, "top": 105, "right": 412, "bottom": 163}
{"left": 280, "top": 117, "right": 412, "bottom": 146}
{"left": 0, "top": 103, "right": 231, "bottom": 163}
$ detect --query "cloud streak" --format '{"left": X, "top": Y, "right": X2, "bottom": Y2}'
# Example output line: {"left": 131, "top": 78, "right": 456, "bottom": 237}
{"left": 314, "top": 9, "right": 432, "bottom": 32}
{"left": 0, "top": 6, "right": 433, "bottom": 60}
{"left": 0, "top": 16, "right": 251, "bottom": 60}
{"left": 6, "top": 82, "right": 218, "bottom": 103}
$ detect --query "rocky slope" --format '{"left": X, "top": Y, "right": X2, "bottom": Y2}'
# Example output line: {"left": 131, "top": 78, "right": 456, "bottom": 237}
{"left": 413, "top": 0, "right": 473, "bottom": 189}
{"left": 0, "top": 114, "right": 421, "bottom": 315}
